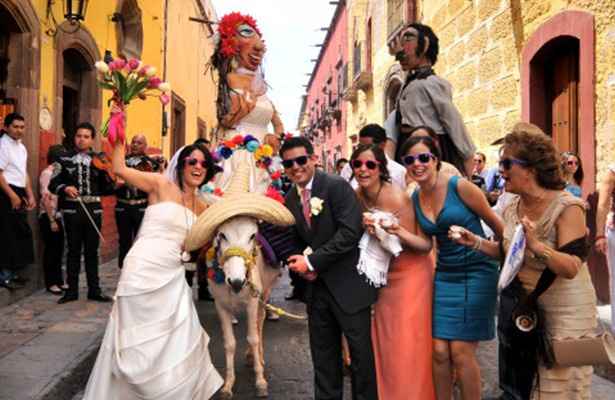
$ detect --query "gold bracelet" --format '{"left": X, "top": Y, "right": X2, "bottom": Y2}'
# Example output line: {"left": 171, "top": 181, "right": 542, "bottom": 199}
{"left": 473, "top": 236, "right": 482, "bottom": 251}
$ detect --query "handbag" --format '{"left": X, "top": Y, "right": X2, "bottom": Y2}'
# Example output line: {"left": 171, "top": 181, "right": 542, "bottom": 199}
{"left": 552, "top": 322, "right": 615, "bottom": 367}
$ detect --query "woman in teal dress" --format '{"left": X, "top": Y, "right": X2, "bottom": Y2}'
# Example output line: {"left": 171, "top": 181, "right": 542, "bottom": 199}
{"left": 400, "top": 136, "right": 503, "bottom": 400}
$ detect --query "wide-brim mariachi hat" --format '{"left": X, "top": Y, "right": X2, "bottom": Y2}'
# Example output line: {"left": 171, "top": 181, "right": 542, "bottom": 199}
{"left": 184, "top": 151, "right": 295, "bottom": 251}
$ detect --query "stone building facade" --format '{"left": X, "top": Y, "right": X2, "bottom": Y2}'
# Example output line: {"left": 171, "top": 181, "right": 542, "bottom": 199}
{"left": 420, "top": 0, "right": 615, "bottom": 195}
{"left": 343, "top": 0, "right": 614, "bottom": 195}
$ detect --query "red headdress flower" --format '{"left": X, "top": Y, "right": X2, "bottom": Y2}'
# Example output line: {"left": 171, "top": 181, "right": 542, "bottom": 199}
{"left": 217, "top": 12, "right": 261, "bottom": 59}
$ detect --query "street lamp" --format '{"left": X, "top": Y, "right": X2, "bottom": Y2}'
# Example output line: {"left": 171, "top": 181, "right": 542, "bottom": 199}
{"left": 64, "top": 0, "right": 89, "bottom": 23}
{"left": 45, "top": 0, "right": 90, "bottom": 36}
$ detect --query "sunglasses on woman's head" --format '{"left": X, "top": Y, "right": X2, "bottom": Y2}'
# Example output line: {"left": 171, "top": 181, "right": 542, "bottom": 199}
{"left": 282, "top": 155, "right": 309, "bottom": 169}
{"left": 351, "top": 159, "right": 379, "bottom": 170}
{"left": 402, "top": 152, "right": 434, "bottom": 166}
{"left": 186, "top": 157, "right": 207, "bottom": 168}
{"left": 498, "top": 158, "right": 527, "bottom": 170}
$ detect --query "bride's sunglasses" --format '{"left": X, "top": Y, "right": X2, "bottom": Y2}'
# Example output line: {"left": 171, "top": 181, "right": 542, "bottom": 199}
{"left": 402, "top": 152, "right": 435, "bottom": 166}
{"left": 282, "top": 155, "right": 309, "bottom": 169}
{"left": 185, "top": 157, "right": 208, "bottom": 168}
{"left": 351, "top": 159, "right": 379, "bottom": 170}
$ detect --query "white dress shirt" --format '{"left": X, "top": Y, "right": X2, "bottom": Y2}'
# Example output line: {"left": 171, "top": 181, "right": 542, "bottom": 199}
{"left": 0, "top": 133, "right": 28, "bottom": 187}
{"left": 297, "top": 176, "right": 316, "bottom": 271}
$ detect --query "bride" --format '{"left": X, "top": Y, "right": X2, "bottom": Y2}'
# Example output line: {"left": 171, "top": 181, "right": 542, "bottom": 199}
{"left": 82, "top": 140, "right": 223, "bottom": 399}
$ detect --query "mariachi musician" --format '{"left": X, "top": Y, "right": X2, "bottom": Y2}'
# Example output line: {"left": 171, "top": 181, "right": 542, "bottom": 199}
{"left": 49, "top": 122, "right": 116, "bottom": 304}
{"left": 115, "top": 134, "right": 161, "bottom": 269}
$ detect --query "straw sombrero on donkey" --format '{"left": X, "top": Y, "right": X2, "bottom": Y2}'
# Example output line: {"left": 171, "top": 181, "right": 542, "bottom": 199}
{"left": 184, "top": 151, "right": 295, "bottom": 252}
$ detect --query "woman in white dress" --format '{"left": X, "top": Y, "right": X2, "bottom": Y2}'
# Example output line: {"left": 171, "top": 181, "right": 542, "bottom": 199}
{"left": 82, "top": 141, "right": 223, "bottom": 399}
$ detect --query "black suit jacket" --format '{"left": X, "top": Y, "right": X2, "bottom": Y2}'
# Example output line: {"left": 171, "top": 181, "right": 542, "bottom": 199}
{"left": 285, "top": 170, "right": 377, "bottom": 314}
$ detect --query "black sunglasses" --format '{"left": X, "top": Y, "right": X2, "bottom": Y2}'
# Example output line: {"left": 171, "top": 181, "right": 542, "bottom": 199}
{"left": 498, "top": 158, "right": 528, "bottom": 170}
{"left": 186, "top": 157, "right": 208, "bottom": 168}
{"left": 402, "top": 152, "right": 434, "bottom": 166}
{"left": 566, "top": 160, "right": 578, "bottom": 166}
{"left": 351, "top": 159, "right": 379, "bottom": 170}
{"left": 282, "top": 155, "right": 309, "bottom": 169}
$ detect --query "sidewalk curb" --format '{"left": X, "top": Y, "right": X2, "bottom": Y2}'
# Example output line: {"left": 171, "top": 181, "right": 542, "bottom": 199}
{"left": 35, "top": 330, "right": 103, "bottom": 400}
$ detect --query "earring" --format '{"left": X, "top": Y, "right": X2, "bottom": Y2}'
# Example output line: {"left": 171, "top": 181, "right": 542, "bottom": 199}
{"left": 230, "top": 57, "right": 239, "bottom": 70}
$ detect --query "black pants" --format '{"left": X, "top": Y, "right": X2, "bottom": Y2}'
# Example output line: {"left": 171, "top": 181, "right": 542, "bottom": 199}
{"left": 0, "top": 186, "right": 34, "bottom": 270}
{"left": 308, "top": 280, "right": 378, "bottom": 400}
{"left": 38, "top": 214, "right": 65, "bottom": 288}
{"left": 115, "top": 204, "right": 145, "bottom": 268}
{"left": 63, "top": 205, "right": 102, "bottom": 297}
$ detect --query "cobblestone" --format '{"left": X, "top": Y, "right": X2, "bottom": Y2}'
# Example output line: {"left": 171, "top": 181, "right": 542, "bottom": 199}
{"left": 3, "top": 263, "right": 615, "bottom": 399}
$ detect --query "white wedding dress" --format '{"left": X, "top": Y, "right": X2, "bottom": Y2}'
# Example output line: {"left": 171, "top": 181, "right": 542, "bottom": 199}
{"left": 82, "top": 202, "right": 223, "bottom": 400}
{"left": 218, "top": 87, "right": 278, "bottom": 193}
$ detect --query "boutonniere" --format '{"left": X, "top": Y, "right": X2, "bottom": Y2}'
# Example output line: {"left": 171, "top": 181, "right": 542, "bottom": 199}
{"left": 310, "top": 197, "right": 324, "bottom": 216}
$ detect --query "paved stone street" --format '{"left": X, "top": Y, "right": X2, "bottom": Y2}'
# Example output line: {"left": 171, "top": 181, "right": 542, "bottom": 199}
{"left": 2, "top": 263, "right": 614, "bottom": 400}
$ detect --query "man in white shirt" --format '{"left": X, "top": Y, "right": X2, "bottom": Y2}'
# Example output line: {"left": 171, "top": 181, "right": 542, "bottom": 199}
{"left": 0, "top": 113, "right": 36, "bottom": 289}
{"left": 341, "top": 124, "right": 407, "bottom": 190}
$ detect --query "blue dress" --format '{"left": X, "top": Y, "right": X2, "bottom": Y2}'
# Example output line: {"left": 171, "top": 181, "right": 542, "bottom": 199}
{"left": 413, "top": 175, "right": 498, "bottom": 341}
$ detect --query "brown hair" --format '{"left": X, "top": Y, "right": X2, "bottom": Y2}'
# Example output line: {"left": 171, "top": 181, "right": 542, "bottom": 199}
{"left": 503, "top": 122, "right": 566, "bottom": 190}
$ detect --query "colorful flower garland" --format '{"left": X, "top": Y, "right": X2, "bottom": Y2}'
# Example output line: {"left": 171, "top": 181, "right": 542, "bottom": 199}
{"left": 206, "top": 134, "right": 285, "bottom": 202}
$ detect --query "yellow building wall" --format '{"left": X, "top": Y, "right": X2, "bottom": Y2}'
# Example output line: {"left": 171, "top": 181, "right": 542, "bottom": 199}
{"left": 417, "top": 0, "right": 615, "bottom": 181}
{"left": 164, "top": 0, "right": 218, "bottom": 154}
{"left": 32, "top": 0, "right": 217, "bottom": 156}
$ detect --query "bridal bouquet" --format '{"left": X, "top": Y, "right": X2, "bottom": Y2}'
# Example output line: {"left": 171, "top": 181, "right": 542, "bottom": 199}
{"left": 95, "top": 58, "right": 171, "bottom": 146}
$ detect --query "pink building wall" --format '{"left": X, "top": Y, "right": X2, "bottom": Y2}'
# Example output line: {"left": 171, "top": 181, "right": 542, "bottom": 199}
{"left": 303, "top": 2, "right": 348, "bottom": 172}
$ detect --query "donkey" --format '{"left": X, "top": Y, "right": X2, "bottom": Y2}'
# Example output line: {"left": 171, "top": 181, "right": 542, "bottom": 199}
{"left": 208, "top": 215, "right": 281, "bottom": 398}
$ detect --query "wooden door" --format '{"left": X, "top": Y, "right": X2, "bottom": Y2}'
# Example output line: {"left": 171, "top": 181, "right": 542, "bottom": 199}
{"left": 546, "top": 47, "right": 578, "bottom": 153}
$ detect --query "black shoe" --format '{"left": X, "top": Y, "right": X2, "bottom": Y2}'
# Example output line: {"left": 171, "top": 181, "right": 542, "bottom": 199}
{"left": 88, "top": 293, "right": 112, "bottom": 303}
{"left": 0, "top": 279, "right": 22, "bottom": 290}
{"left": 198, "top": 288, "right": 215, "bottom": 302}
{"left": 12, "top": 275, "right": 29, "bottom": 284}
{"left": 58, "top": 294, "right": 78, "bottom": 304}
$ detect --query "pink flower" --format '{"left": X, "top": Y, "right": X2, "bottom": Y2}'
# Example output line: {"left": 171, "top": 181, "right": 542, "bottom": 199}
{"left": 147, "top": 77, "right": 162, "bottom": 89}
{"left": 114, "top": 58, "right": 126, "bottom": 70}
{"left": 138, "top": 65, "right": 150, "bottom": 76}
{"left": 127, "top": 58, "right": 140, "bottom": 70}
{"left": 159, "top": 94, "right": 170, "bottom": 106}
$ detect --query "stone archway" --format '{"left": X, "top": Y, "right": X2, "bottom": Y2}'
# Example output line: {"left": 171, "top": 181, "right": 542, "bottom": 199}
{"left": 54, "top": 22, "right": 101, "bottom": 143}
{"left": 0, "top": 0, "right": 40, "bottom": 167}
{"left": 521, "top": 10, "right": 595, "bottom": 193}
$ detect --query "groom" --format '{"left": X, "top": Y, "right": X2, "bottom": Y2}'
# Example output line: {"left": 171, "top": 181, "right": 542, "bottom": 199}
{"left": 281, "top": 136, "right": 378, "bottom": 400}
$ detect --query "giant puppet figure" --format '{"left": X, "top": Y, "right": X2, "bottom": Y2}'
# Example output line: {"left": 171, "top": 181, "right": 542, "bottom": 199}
{"left": 387, "top": 23, "right": 476, "bottom": 177}
{"left": 210, "top": 12, "right": 285, "bottom": 191}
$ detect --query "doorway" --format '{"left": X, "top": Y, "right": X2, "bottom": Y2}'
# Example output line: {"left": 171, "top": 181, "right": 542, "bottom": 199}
{"left": 529, "top": 37, "right": 579, "bottom": 153}
{"left": 62, "top": 48, "right": 90, "bottom": 137}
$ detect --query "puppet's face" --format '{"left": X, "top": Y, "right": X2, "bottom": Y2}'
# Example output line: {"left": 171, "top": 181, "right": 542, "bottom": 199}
{"left": 391, "top": 27, "right": 421, "bottom": 71}
{"left": 235, "top": 23, "right": 266, "bottom": 71}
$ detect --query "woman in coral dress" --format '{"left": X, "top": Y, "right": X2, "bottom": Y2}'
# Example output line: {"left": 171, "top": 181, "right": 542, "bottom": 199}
{"left": 351, "top": 143, "right": 436, "bottom": 399}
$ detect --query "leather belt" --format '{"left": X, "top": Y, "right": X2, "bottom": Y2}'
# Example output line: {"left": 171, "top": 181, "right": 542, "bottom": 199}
{"left": 117, "top": 198, "right": 148, "bottom": 205}
{"left": 66, "top": 196, "right": 101, "bottom": 203}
